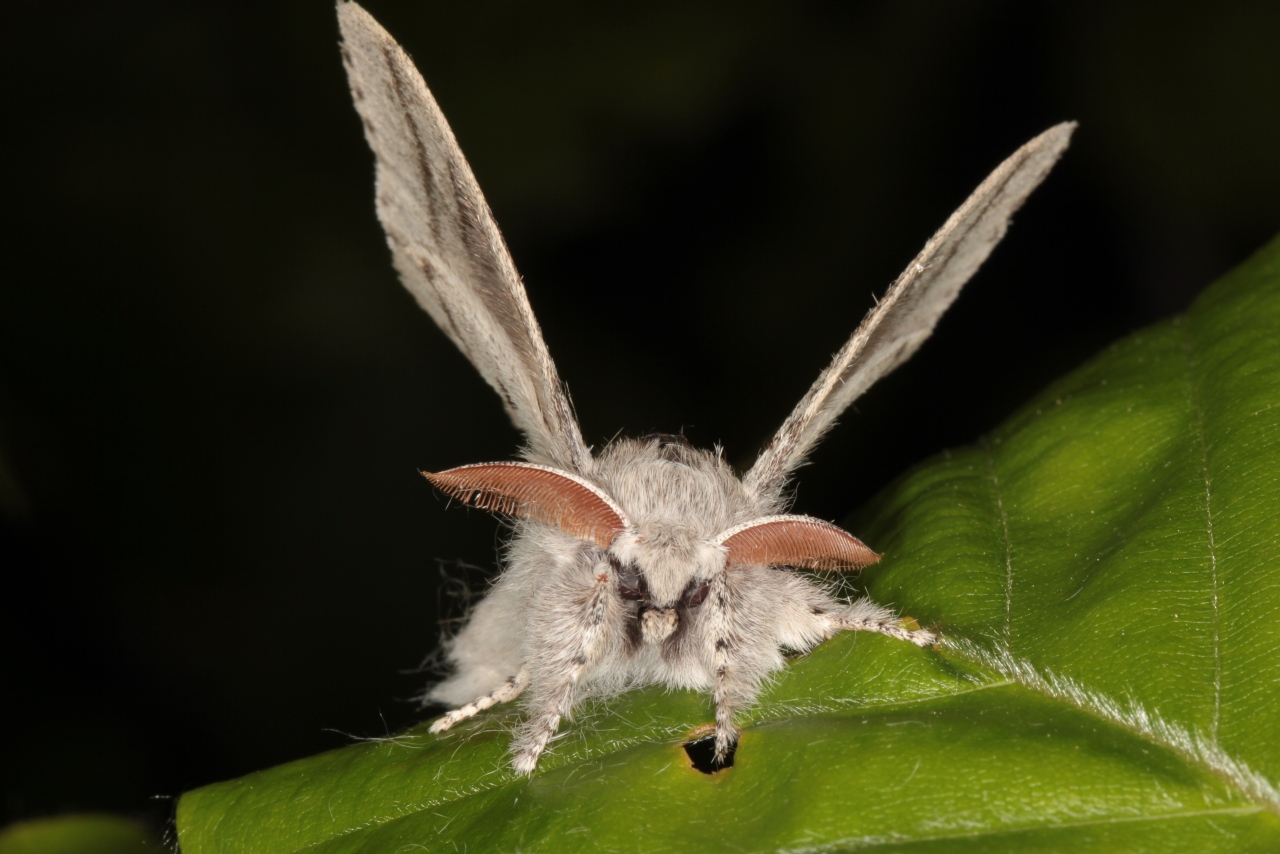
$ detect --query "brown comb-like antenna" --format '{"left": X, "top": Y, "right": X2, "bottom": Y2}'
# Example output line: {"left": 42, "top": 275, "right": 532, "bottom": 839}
{"left": 718, "top": 515, "right": 881, "bottom": 571}
{"left": 424, "top": 462, "right": 630, "bottom": 548}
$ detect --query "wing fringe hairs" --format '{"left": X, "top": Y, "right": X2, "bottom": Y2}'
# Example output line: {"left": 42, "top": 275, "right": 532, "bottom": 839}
{"left": 337, "top": 0, "right": 1074, "bottom": 774}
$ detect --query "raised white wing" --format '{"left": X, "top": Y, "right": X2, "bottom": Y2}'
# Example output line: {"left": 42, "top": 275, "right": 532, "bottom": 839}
{"left": 338, "top": 2, "right": 591, "bottom": 473}
{"left": 744, "top": 122, "right": 1076, "bottom": 498}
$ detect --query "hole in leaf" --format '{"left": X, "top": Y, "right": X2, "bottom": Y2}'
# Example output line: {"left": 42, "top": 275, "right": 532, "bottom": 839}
{"left": 683, "top": 734, "right": 734, "bottom": 774}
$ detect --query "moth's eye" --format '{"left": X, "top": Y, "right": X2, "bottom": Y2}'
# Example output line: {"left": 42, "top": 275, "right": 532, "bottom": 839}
{"left": 681, "top": 579, "right": 711, "bottom": 608}
{"left": 610, "top": 556, "right": 648, "bottom": 601}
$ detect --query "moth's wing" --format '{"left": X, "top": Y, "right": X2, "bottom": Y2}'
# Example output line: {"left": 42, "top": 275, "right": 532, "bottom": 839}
{"left": 744, "top": 123, "right": 1075, "bottom": 497}
{"left": 337, "top": 2, "right": 590, "bottom": 473}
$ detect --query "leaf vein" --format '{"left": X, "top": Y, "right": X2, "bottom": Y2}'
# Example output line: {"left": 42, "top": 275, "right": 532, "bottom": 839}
{"left": 980, "top": 435, "right": 1015, "bottom": 647}
{"left": 1181, "top": 320, "right": 1221, "bottom": 742}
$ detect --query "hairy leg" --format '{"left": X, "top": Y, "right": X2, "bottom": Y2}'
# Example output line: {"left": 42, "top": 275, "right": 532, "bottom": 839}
{"left": 510, "top": 558, "right": 617, "bottom": 774}
{"left": 701, "top": 574, "right": 934, "bottom": 766}
{"left": 429, "top": 665, "right": 529, "bottom": 733}
{"left": 832, "top": 597, "right": 937, "bottom": 647}
{"left": 703, "top": 571, "right": 749, "bottom": 765}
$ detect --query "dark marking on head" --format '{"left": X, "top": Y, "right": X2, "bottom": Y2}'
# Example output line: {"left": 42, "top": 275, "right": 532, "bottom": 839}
{"left": 611, "top": 557, "right": 649, "bottom": 602}
{"left": 572, "top": 654, "right": 587, "bottom": 666}
{"left": 623, "top": 602, "right": 644, "bottom": 652}
{"left": 682, "top": 579, "right": 710, "bottom": 609}
{"left": 714, "top": 638, "right": 730, "bottom": 651}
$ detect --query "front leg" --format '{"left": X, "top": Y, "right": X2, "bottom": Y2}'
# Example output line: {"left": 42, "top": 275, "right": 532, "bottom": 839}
{"left": 510, "top": 556, "right": 618, "bottom": 774}
{"left": 704, "top": 571, "right": 749, "bottom": 766}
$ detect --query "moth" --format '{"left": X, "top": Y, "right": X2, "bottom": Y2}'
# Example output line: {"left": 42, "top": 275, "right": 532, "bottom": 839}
{"left": 337, "top": 1, "right": 1074, "bottom": 774}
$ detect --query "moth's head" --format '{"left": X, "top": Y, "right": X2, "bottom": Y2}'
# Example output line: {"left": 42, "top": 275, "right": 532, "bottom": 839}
{"left": 606, "top": 524, "right": 724, "bottom": 608}
{"left": 423, "top": 439, "right": 881, "bottom": 603}
{"left": 589, "top": 435, "right": 735, "bottom": 605}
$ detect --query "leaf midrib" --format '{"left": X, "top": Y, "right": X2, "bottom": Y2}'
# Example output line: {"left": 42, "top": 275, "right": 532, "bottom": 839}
{"left": 1179, "top": 319, "right": 1223, "bottom": 742}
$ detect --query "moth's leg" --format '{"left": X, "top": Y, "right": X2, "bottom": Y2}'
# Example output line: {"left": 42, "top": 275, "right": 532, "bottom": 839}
{"left": 832, "top": 597, "right": 937, "bottom": 647}
{"left": 429, "top": 665, "right": 529, "bottom": 733}
{"left": 704, "top": 571, "right": 750, "bottom": 765}
{"left": 510, "top": 559, "right": 616, "bottom": 775}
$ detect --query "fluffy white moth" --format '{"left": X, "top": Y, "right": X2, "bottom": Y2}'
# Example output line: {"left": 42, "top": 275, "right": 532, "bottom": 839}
{"left": 337, "top": 1, "right": 1074, "bottom": 775}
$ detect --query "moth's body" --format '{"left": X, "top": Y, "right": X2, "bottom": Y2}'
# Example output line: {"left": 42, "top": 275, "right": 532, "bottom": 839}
{"left": 336, "top": 1, "right": 1073, "bottom": 774}
{"left": 436, "top": 438, "right": 766, "bottom": 693}
{"left": 430, "top": 436, "right": 903, "bottom": 771}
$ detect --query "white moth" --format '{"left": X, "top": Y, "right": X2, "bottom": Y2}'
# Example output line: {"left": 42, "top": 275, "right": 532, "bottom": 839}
{"left": 337, "top": 1, "right": 1074, "bottom": 775}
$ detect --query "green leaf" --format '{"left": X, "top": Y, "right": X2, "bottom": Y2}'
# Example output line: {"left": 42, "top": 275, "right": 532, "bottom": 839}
{"left": 177, "top": 235, "right": 1280, "bottom": 852}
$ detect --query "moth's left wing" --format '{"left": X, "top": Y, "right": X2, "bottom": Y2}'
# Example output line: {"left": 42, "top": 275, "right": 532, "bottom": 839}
{"left": 338, "top": 2, "right": 590, "bottom": 473}
{"left": 745, "top": 123, "right": 1075, "bottom": 498}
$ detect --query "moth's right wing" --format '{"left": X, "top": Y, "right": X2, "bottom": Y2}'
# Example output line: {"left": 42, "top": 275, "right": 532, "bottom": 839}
{"left": 338, "top": 2, "right": 590, "bottom": 473}
{"left": 745, "top": 123, "right": 1075, "bottom": 498}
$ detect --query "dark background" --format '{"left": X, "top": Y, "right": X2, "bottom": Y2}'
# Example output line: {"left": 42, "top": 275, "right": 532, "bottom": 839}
{"left": 3, "top": 0, "right": 1277, "bottom": 833}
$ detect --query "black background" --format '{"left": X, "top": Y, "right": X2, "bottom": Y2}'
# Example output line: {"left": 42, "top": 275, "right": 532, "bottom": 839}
{"left": 3, "top": 0, "right": 1278, "bottom": 833}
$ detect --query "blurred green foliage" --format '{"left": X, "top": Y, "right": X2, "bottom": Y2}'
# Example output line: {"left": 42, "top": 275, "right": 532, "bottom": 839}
{"left": 0, "top": 814, "right": 153, "bottom": 854}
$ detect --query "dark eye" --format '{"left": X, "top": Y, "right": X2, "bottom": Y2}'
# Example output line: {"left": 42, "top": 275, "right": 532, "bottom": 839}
{"left": 681, "top": 579, "right": 710, "bottom": 608}
{"left": 610, "top": 555, "right": 648, "bottom": 601}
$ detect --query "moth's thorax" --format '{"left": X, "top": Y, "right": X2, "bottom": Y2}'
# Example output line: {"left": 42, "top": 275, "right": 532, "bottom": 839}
{"left": 591, "top": 436, "right": 778, "bottom": 607}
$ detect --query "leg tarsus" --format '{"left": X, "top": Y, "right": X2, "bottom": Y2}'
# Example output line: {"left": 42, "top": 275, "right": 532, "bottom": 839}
{"left": 508, "top": 560, "right": 616, "bottom": 773}
{"left": 713, "top": 701, "right": 738, "bottom": 765}
{"left": 833, "top": 597, "right": 937, "bottom": 647}
{"left": 706, "top": 572, "right": 743, "bottom": 766}
{"left": 430, "top": 666, "right": 528, "bottom": 733}
{"left": 510, "top": 681, "right": 574, "bottom": 775}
